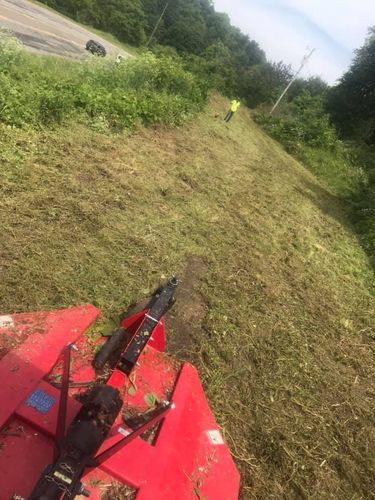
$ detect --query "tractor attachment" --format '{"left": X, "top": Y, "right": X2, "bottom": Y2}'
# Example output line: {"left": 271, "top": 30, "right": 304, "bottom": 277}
{"left": 0, "top": 278, "right": 240, "bottom": 499}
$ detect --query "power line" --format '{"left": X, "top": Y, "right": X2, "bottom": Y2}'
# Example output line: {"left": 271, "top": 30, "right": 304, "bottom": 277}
{"left": 146, "top": 2, "right": 169, "bottom": 47}
{"left": 270, "top": 48, "right": 315, "bottom": 115}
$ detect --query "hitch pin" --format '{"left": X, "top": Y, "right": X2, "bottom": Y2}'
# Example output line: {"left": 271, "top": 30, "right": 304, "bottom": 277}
{"left": 145, "top": 314, "right": 159, "bottom": 324}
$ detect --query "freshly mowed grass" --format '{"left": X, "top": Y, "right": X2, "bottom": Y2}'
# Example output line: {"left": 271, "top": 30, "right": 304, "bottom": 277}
{"left": 1, "top": 95, "right": 374, "bottom": 498}
{"left": 253, "top": 110, "right": 375, "bottom": 269}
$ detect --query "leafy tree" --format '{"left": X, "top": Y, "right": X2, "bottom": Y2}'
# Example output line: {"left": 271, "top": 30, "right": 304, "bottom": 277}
{"left": 239, "top": 62, "right": 292, "bottom": 108}
{"left": 204, "top": 9, "right": 232, "bottom": 45}
{"left": 227, "top": 27, "right": 266, "bottom": 69}
{"left": 288, "top": 76, "right": 328, "bottom": 101}
{"left": 327, "top": 27, "right": 375, "bottom": 145}
{"left": 290, "top": 93, "right": 337, "bottom": 147}
{"left": 97, "top": 0, "right": 146, "bottom": 45}
{"left": 141, "top": 0, "right": 167, "bottom": 41}
{"left": 159, "top": 0, "right": 208, "bottom": 54}
{"left": 201, "top": 41, "right": 237, "bottom": 93}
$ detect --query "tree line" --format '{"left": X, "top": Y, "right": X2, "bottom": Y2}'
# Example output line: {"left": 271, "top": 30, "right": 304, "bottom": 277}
{"left": 39, "top": 0, "right": 374, "bottom": 145}
{"left": 328, "top": 28, "right": 374, "bottom": 262}
{"left": 39, "top": 0, "right": 324, "bottom": 107}
{"left": 327, "top": 27, "right": 375, "bottom": 146}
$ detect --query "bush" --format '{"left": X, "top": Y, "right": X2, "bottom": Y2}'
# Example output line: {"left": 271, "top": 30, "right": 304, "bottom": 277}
{"left": 0, "top": 35, "right": 207, "bottom": 131}
{"left": 38, "top": 84, "right": 76, "bottom": 124}
{"left": 254, "top": 93, "right": 337, "bottom": 153}
{"left": 0, "top": 30, "right": 23, "bottom": 69}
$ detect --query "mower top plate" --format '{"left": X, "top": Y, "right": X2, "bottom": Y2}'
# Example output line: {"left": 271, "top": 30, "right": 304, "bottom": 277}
{"left": 0, "top": 306, "right": 240, "bottom": 499}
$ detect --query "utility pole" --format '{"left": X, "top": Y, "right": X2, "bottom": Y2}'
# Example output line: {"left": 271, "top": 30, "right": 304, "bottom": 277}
{"left": 270, "top": 48, "right": 315, "bottom": 115}
{"left": 146, "top": 2, "right": 169, "bottom": 48}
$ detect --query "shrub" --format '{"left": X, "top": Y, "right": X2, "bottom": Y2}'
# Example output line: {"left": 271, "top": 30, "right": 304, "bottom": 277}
{"left": 0, "top": 30, "right": 23, "bottom": 70}
{"left": 254, "top": 93, "right": 337, "bottom": 153}
{"left": 0, "top": 35, "right": 207, "bottom": 131}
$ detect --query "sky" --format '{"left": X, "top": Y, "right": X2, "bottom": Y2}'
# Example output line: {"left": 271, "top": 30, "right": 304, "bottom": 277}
{"left": 213, "top": 0, "right": 374, "bottom": 84}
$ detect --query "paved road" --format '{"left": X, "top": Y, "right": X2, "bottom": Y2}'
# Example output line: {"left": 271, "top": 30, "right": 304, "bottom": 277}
{"left": 0, "top": 0, "right": 130, "bottom": 59}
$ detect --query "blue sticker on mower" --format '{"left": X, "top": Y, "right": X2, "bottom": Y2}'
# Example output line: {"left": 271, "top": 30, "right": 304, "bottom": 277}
{"left": 26, "top": 389, "right": 55, "bottom": 414}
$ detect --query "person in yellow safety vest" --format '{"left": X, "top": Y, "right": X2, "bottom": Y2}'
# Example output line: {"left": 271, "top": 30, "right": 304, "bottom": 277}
{"left": 224, "top": 98, "right": 241, "bottom": 123}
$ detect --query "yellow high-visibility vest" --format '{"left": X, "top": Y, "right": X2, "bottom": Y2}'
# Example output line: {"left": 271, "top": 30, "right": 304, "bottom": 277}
{"left": 230, "top": 100, "right": 241, "bottom": 112}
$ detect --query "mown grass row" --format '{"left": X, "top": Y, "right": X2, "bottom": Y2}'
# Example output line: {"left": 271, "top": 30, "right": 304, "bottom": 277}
{"left": 254, "top": 105, "right": 375, "bottom": 268}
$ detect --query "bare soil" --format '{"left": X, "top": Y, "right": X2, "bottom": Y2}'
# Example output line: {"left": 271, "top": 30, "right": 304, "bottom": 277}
{"left": 166, "top": 257, "right": 207, "bottom": 359}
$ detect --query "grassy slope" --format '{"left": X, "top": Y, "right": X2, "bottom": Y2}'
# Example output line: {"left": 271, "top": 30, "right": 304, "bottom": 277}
{"left": 1, "top": 95, "right": 374, "bottom": 498}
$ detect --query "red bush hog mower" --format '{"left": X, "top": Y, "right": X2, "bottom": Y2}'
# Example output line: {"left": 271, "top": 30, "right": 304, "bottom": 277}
{"left": 0, "top": 277, "right": 240, "bottom": 499}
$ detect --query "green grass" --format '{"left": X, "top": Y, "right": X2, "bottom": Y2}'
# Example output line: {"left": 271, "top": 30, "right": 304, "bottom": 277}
{"left": 297, "top": 146, "right": 364, "bottom": 195}
{"left": 254, "top": 110, "right": 375, "bottom": 269}
{"left": 1, "top": 94, "right": 374, "bottom": 498}
{"left": 297, "top": 146, "right": 375, "bottom": 265}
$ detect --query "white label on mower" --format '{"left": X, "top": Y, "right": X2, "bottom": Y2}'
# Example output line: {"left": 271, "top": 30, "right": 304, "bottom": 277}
{"left": 118, "top": 426, "right": 131, "bottom": 437}
{"left": 54, "top": 471, "right": 72, "bottom": 484}
{"left": 0, "top": 315, "right": 14, "bottom": 328}
{"left": 207, "top": 430, "right": 224, "bottom": 445}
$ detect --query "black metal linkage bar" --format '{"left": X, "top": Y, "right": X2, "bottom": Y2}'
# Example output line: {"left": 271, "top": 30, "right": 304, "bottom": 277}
{"left": 119, "top": 277, "right": 178, "bottom": 374}
{"left": 55, "top": 344, "right": 72, "bottom": 456}
{"left": 94, "top": 402, "right": 172, "bottom": 465}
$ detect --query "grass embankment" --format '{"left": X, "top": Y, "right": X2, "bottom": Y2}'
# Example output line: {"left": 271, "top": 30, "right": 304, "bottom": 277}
{"left": 254, "top": 108, "right": 375, "bottom": 268}
{"left": 1, "top": 90, "right": 374, "bottom": 497}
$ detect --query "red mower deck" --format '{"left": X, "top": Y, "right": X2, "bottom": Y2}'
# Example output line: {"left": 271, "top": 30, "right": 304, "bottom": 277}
{"left": 0, "top": 301, "right": 240, "bottom": 499}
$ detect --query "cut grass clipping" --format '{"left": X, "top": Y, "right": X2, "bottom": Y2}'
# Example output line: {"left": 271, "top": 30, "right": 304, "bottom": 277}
{"left": 0, "top": 43, "right": 374, "bottom": 499}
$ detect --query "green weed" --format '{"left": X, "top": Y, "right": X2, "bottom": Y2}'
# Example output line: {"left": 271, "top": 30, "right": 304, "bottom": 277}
{"left": 0, "top": 34, "right": 207, "bottom": 131}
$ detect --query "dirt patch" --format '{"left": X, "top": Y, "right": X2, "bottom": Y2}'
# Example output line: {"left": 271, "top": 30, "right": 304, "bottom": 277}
{"left": 166, "top": 257, "right": 207, "bottom": 360}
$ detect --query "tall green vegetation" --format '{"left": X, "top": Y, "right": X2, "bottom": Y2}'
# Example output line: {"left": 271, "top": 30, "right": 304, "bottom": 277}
{"left": 326, "top": 28, "right": 375, "bottom": 263}
{"left": 254, "top": 29, "right": 375, "bottom": 265}
{"left": 0, "top": 34, "right": 206, "bottom": 130}
{"left": 327, "top": 27, "right": 375, "bottom": 146}
{"left": 39, "top": 0, "right": 299, "bottom": 106}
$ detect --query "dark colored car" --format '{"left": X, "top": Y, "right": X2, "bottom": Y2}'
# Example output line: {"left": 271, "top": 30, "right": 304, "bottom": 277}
{"left": 86, "top": 39, "right": 106, "bottom": 57}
